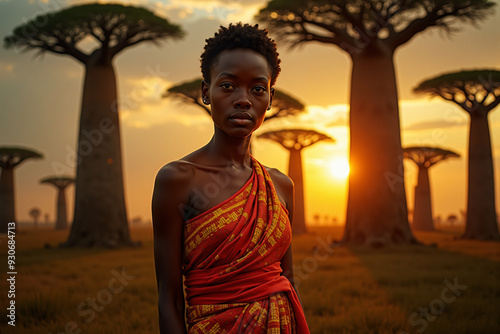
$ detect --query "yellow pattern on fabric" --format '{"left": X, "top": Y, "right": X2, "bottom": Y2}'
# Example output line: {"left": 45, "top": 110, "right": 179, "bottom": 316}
{"left": 185, "top": 198, "right": 245, "bottom": 244}
{"left": 184, "top": 182, "right": 253, "bottom": 257}
{"left": 268, "top": 236, "right": 276, "bottom": 246}
{"left": 187, "top": 292, "right": 296, "bottom": 333}
{"left": 258, "top": 244, "right": 268, "bottom": 257}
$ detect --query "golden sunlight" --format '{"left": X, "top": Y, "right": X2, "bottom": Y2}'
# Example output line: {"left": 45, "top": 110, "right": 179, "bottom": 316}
{"left": 329, "top": 157, "right": 350, "bottom": 179}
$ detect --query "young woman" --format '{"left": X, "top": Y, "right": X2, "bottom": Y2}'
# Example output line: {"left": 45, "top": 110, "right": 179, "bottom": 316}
{"left": 152, "top": 23, "right": 310, "bottom": 333}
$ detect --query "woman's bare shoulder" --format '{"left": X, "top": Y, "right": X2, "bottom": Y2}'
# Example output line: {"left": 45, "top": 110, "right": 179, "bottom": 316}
{"left": 264, "top": 166, "right": 294, "bottom": 208}
{"left": 265, "top": 166, "right": 294, "bottom": 190}
{"left": 154, "top": 160, "right": 197, "bottom": 190}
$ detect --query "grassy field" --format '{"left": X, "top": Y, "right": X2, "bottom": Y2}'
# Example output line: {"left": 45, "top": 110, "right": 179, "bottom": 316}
{"left": 0, "top": 225, "right": 499, "bottom": 333}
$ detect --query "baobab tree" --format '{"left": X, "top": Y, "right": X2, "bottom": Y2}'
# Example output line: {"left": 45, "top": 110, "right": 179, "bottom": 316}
{"left": 414, "top": 69, "right": 500, "bottom": 240}
{"left": 40, "top": 176, "right": 75, "bottom": 230}
{"left": 257, "top": 0, "right": 495, "bottom": 246}
{"left": 5, "top": 4, "right": 184, "bottom": 247}
{"left": 29, "top": 207, "right": 41, "bottom": 229}
{"left": 164, "top": 77, "right": 305, "bottom": 120}
{"left": 403, "top": 146, "right": 460, "bottom": 231}
{"left": 0, "top": 147, "right": 43, "bottom": 233}
{"left": 258, "top": 129, "right": 334, "bottom": 234}
{"left": 447, "top": 214, "right": 458, "bottom": 226}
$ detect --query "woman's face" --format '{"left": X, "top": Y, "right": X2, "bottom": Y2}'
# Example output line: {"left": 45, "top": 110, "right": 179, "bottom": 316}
{"left": 202, "top": 48, "right": 273, "bottom": 138}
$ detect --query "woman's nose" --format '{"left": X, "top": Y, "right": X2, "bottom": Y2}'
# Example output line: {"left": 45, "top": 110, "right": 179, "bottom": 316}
{"left": 234, "top": 91, "right": 252, "bottom": 109}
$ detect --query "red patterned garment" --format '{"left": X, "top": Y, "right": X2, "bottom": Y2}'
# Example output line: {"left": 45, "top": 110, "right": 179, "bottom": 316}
{"left": 182, "top": 156, "right": 310, "bottom": 333}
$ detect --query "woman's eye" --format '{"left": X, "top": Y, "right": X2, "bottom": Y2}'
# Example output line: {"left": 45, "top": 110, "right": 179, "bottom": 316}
{"left": 221, "top": 83, "right": 234, "bottom": 90}
{"left": 253, "top": 86, "right": 266, "bottom": 93}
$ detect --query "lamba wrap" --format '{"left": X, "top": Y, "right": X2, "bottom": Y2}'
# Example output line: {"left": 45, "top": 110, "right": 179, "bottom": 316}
{"left": 182, "top": 156, "right": 310, "bottom": 333}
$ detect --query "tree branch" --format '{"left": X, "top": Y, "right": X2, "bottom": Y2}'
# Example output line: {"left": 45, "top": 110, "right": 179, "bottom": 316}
{"left": 55, "top": 35, "right": 89, "bottom": 63}
{"left": 338, "top": 2, "right": 365, "bottom": 33}
{"left": 485, "top": 96, "right": 500, "bottom": 112}
{"left": 392, "top": 15, "right": 436, "bottom": 48}
{"left": 479, "top": 87, "right": 492, "bottom": 105}
{"left": 289, "top": 18, "right": 358, "bottom": 53}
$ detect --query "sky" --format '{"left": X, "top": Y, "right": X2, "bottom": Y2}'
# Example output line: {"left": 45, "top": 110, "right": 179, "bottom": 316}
{"left": 0, "top": 0, "right": 499, "bottom": 226}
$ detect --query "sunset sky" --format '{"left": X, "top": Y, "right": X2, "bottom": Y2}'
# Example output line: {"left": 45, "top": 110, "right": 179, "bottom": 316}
{"left": 1, "top": 0, "right": 499, "bottom": 226}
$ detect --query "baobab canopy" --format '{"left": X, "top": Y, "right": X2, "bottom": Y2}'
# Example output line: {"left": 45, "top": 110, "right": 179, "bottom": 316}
{"left": 40, "top": 176, "right": 75, "bottom": 186}
{"left": 0, "top": 147, "right": 43, "bottom": 167}
{"left": 256, "top": 0, "right": 496, "bottom": 52}
{"left": 4, "top": 3, "right": 184, "bottom": 63}
{"left": 403, "top": 147, "right": 460, "bottom": 168}
{"left": 413, "top": 69, "right": 500, "bottom": 111}
{"left": 258, "top": 129, "right": 334, "bottom": 150}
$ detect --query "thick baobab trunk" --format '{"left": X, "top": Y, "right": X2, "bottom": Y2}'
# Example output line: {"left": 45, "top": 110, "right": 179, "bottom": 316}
{"left": 412, "top": 166, "right": 434, "bottom": 231}
{"left": 0, "top": 167, "right": 15, "bottom": 234}
{"left": 288, "top": 148, "right": 307, "bottom": 234}
{"left": 463, "top": 111, "right": 499, "bottom": 240}
{"left": 63, "top": 58, "right": 133, "bottom": 247}
{"left": 55, "top": 186, "right": 69, "bottom": 230}
{"left": 343, "top": 48, "right": 416, "bottom": 246}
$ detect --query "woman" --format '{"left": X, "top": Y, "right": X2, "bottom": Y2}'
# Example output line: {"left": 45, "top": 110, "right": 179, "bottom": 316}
{"left": 152, "top": 23, "right": 310, "bottom": 333}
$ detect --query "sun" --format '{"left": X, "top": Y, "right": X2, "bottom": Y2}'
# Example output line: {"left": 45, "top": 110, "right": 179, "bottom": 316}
{"left": 329, "top": 157, "right": 350, "bottom": 179}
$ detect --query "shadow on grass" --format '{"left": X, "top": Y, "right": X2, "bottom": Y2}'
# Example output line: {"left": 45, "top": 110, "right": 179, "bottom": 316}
{"left": 350, "top": 244, "right": 500, "bottom": 334}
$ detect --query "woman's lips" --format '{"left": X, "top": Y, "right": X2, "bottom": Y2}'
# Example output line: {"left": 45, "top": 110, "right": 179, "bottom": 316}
{"left": 229, "top": 112, "right": 252, "bottom": 125}
{"left": 229, "top": 118, "right": 252, "bottom": 125}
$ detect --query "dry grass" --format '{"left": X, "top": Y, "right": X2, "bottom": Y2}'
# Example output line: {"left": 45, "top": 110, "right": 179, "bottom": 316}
{"left": 0, "top": 225, "right": 498, "bottom": 333}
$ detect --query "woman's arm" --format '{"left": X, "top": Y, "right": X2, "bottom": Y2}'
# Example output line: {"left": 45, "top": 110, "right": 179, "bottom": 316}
{"left": 152, "top": 163, "right": 191, "bottom": 334}
{"left": 277, "top": 174, "right": 303, "bottom": 302}
{"left": 267, "top": 168, "right": 302, "bottom": 300}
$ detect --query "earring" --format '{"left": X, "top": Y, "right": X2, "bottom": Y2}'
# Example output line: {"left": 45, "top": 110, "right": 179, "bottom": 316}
{"left": 203, "top": 97, "right": 209, "bottom": 104}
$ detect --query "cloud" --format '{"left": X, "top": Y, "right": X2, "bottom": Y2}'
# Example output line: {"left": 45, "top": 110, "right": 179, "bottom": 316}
{"left": 118, "top": 0, "right": 266, "bottom": 24}
{"left": 116, "top": 70, "right": 210, "bottom": 128}
{"left": 119, "top": 75, "right": 172, "bottom": 110}
{"left": 28, "top": 0, "right": 69, "bottom": 11}
{"left": 404, "top": 119, "right": 468, "bottom": 132}
{"left": 257, "top": 104, "right": 348, "bottom": 134}
{"left": 121, "top": 95, "right": 212, "bottom": 129}
{"left": 326, "top": 117, "right": 348, "bottom": 127}
{"left": 305, "top": 105, "right": 349, "bottom": 127}
{"left": 26, "top": 0, "right": 255, "bottom": 24}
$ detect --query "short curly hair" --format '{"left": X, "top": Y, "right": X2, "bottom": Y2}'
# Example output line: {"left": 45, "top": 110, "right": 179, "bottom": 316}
{"left": 200, "top": 22, "right": 281, "bottom": 87}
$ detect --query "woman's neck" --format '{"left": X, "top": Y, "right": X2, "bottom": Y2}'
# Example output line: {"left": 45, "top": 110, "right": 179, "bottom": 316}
{"left": 207, "top": 128, "right": 252, "bottom": 168}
